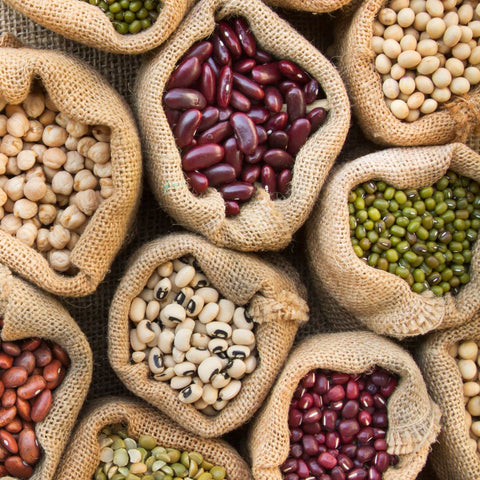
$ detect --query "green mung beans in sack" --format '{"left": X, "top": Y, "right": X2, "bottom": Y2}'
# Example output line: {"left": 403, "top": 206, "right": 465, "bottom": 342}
{"left": 307, "top": 142, "right": 480, "bottom": 338}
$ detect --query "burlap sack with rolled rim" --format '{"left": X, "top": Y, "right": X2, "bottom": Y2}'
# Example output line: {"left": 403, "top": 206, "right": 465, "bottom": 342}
{"left": 261, "top": 0, "right": 352, "bottom": 13}
{"left": 417, "top": 312, "right": 480, "bottom": 480}
{"left": 108, "top": 232, "right": 309, "bottom": 438}
{"left": 135, "top": 0, "right": 350, "bottom": 252}
{"left": 337, "top": 0, "right": 480, "bottom": 146}
{"left": 306, "top": 142, "right": 480, "bottom": 338}
{"left": 2, "top": 0, "right": 193, "bottom": 55}
{"left": 0, "top": 36, "right": 142, "bottom": 297}
{"left": 0, "top": 263, "right": 92, "bottom": 480}
{"left": 249, "top": 332, "right": 441, "bottom": 480}
{"left": 54, "top": 396, "right": 253, "bottom": 480}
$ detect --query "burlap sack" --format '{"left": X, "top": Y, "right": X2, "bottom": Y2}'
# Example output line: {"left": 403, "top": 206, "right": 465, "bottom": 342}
{"left": 108, "top": 232, "right": 309, "bottom": 438}
{"left": 2, "top": 0, "right": 193, "bottom": 55}
{"left": 337, "top": 0, "right": 480, "bottom": 146}
{"left": 135, "top": 0, "right": 350, "bottom": 252}
{"left": 261, "top": 0, "right": 351, "bottom": 13}
{"left": 248, "top": 331, "right": 441, "bottom": 480}
{"left": 0, "top": 37, "right": 142, "bottom": 297}
{"left": 0, "top": 263, "right": 92, "bottom": 480}
{"left": 306, "top": 142, "right": 480, "bottom": 339}
{"left": 417, "top": 312, "right": 480, "bottom": 480}
{"left": 54, "top": 396, "right": 253, "bottom": 480}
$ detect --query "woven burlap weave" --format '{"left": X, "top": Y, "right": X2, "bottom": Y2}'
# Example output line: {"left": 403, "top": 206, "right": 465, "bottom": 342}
{"left": 135, "top": 0, "right": 350, "bottom": 252}
{"left": 262, "top": 0, "right": 352, "bottom": 13}
{"left": 108, "top": 232, "right": 309, "bottom": 438}
{"left": 306, "top": 142, "right": 480, "bottom": 338}
{"left": 54, "top": 396, "right": 253, "bottom": 480}
{"left": 248, "top": 332, "right": 441, "bottom": 480}
{"left": 0, "top": 37, "right": 142, "bottom": 297}
{"left": 417, "top": 313, "right": 480, "bottom": 480}
{"left": 2, "top": 0, "right": 193, "bottom": 55}
{"left": 0, "top": 263, "right": 92, "bottom": 480}
{"left": 337, "top": 0, "right": 480, "bottom": 146}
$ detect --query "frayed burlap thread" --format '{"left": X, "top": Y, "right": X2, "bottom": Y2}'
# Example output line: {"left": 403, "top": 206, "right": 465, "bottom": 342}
{"left": 2, "top": 0, "right": 193, "bottom": 55}
{"left": 417, "top": 313, "right": 480, "bottom": 480}
{"left": 135, "top": 0, "right": 350, "bottom": 252}
{"left": 0, "top": 264, "right": 92, "bottom": 480}
{"left": 306, "top": 143, "right": 480, "bottom": 338}
{"left": 248, "top": 332, "right": 441, "bottom": 480}
{"left": 0, "top": 38, "right": 142, "bottom": 297}
{"left": 337, "top": 0, "right": 480, "bottom": 146}
{"left": 108, "top": 232, "right": 309, "bottom": 438}
{"left": 54, "top": 396, "right": 253, "bottom": 480}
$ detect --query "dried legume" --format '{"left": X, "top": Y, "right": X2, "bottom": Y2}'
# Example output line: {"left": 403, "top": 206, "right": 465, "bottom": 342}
{"left": 349, "top": 170, "right": 480, "bottom": 296}
{"left": 129, "top": 255, "right": 258, "bottom": 415}
{"left": 94, "top": 424, "right": 228, "bottom": 480}
{"left": 164, "top": 17, "right": 329, "bottom": 216}
{"left": 282, "top": 367, "right": 398, "bottom": 480}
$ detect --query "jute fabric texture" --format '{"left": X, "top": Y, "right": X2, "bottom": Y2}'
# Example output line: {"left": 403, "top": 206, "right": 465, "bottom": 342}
{"left": 417, "top": 313, "right": 480, "bottom": 480}
{"left": 54, "top": 396, "right": 253, "bottom": 480}
{"left": 0, "top": 37, "right": 142, "bottom": 297}
{"left": 0, "top": 264, "right": 92, "bottom": 480}
{"left": 135, "top": 0, "right": 351, "bottom": 252}
{"left": 248, "top": 332, "right": 441, "bottom": 480}
{"left": 306, "top": 142, "right": 480, "bottom": 338}
{"left": 108, "top": 232, "right": 309, "bottom": 438}
{"left": 262, "top": 0, "right": 353, "bottom": 13}
{"left": 337, "top": 0, "right": 480, "bottom": 146}
{"left": 2, "top": 0, "right": 193, "bottom": 55}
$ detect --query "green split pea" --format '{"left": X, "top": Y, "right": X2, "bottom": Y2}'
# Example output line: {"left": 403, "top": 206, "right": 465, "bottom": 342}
{"left": 348, "top": 170, "right": 480, "bottom": 296}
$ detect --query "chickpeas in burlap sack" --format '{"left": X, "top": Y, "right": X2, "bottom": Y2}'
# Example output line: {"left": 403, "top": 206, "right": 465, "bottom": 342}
{"left": 2, "top": 0, "right": 193, "bottom": 55}
{"left": 0, "top": 36, "right": 141, "bottom": 297}
{"left": 108, "top": 232, "right": 309, "bottom": 438}
{"left": 134, "top": 0, "right": 350, "bottom": 252}
{"left": 0, "top": 263, "right": 92, "bottom": 480}
{"left": 248, "top": 332, "right": 441, "bottom": 480}
{"left": 417, "top": 312, "right": 480, "bottom": 480}
{"left": 307, "top": 143, "right": 480, "bottom": 338}
{"left": 54, "top": 396, "right": 253, "bottom": 480}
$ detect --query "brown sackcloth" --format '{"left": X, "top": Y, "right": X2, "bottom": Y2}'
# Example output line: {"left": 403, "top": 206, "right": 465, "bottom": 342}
{"left": 417, "top": 312, "right": 480, "bottom": 480}
{"left": 2, "top": 0, "right": 193, "bottom": 55}
{"left": 306, "top": 142, "right": 480, "bottom": 339}
{"left": 54, "top": 396, "right": 253, "bottom": 480}
{"left": 337, "top": 0, "right": 480, "bottom": 146}
{"left": 135, "top": 0, "right": 351, "bottom": 252}
{"left": 262, "top": 0, "right": 352, "bottom": 13}
{"left": 248, "top": 331, "right": 441, "bottom": 480}
{"left": 0, "top": 35, "right": 142, "bottom": 297}
{"left": 108, "top": 232, "right": 309, "bottom": 438}
{"left": 0, "top": 263, "right": 92, "bottom": 480}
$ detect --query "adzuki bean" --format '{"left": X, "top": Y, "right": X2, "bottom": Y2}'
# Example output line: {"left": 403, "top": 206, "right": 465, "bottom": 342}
{"left": 164, "top": 17, "right": 328, "bottom": 215}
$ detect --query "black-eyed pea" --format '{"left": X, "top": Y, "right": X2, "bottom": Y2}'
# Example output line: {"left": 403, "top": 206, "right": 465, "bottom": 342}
{"left": 172, "top": 347, "right": 186, "bottom": 364}
{"left": 132, "top": 351, "right": 146, "bottom": 363}
{"left": 227, "top": 345, "right": 250, "bottom": 360}
{"left": 158, "top": 329, "right": 175, "bottom": 354}
{"left": 129, "top": 297, "right": 147, "bottom": 323}
{"left": 174, "top": 287, "right": 194, "bottom": 308}
{"left": 219, "top": 379, "right": 241, "bottom": 401}
{"left": 190, "top": 272, "right": 209, "bottom": 289}
{"left": 154, "top": 277, "right": 171, "bottom": 301}
{"left": 206, "top": 321, "right": 232, "bottom": 339}
{"left": 170, "top": 376, "right": 192, "bottom": 390}
{"left": 157, "top": 365, "right": 175, "bottom": 380}
{"left": 191, "top": 333, "right": 209, "bottom": 348}
{"left": 208, "top": 338, "right": 228, "bottom": 355}
{"left": 186, "top": 347, "right": 211, "bottom": 364}
{"left": 130, "top": 329, "right": 147, "bottom": 352}
{"left": 194, "top": 398, "right": 209, "bottom": 410}
{"left": 146, "top": 271, "right": 161, "bottom": 290}
{"left": 157, "top": 261, "right": 173, "bottom": 277}
{"left": 216, "top": 299, "right": 235, "bottom": 323}
{"left": 186, "top": 295, "right": 205, "bottom": 317}
{"left": 232, "top": 328, "right": 255, "bottom": 346}
{"left": 227, "top": 359, "right": 247, "bottom": 379}
{"left": 199, "top": 302, "right": 220, "bottom": 324}
{"left": 174, "top": 329, "right": 193, "bottom": 352}
{"left": 179, "top": 383, "right": 203, "bottom": 404}
{"left": 146, "top": 300, "right": 161, "bottom": 321}
{"left": 198, "top": 356, "right": 223, "bottom": 383}
{"left": 174, "top": 361, "right": 196, "bottom": 377}
{"left": 147, "top": 322, "right": 161, "bottom": 348}
{"left": 140, "top": 288, "right": 155, "bottom": 303}
{"left": 195, "top": 323, "right": 209, "bottom": 336}
{"left": 211, "top": 372, "right": 231, "bottom": 390}
{"left": 202, "top": 405, "right": 217, "bottom": 416}
{"left": 160, "top": 303, "right": 186, "bottom": 324}
{"left": 233, "top": 307, "right": 254, "bottom": 330}
{"left": 175, "top": 318, "right": 195, "bottom": 333}
{"left": 201, "top": 384, "right": 218, "bottom": 405}
{"left": 245, "top": 355, "right": 257, "bottom": 374}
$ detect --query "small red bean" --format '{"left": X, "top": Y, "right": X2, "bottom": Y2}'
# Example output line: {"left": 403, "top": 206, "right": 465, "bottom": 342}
{"left": 182, "top": 144, "right": 225, "bottom": 171}
{"left": 167, "top": 57, "right": 202, "bottom": 89}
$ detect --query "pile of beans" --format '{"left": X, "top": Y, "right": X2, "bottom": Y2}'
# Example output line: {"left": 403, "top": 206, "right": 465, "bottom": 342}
{"left": 349, "top": 170, "right": 480, "bottom": 296}
{"left": 0, "top": 90, "right": 112, "bottom": 274}
{"left": 451, "top": 339, "right": 480, "bottom": 453}
{"left": 282, "top": 367, "right": 399, "bottom": 480}
{"left": 80, "top": 0, "right": 162, "bottom": 34}
{"left": 164, "top": 17, "right": 328, "bottom": 216}
{"left": 94, "top": 424, "right": 228, "bottom": 480}
{"left": 374, "top": 0, "right": 480, "bottom": 121}
{"left": 0, "top": 327, "right": 70, "bottom": 478}
{"left": 129, "top": 255, "right": 258, "bottom": 415}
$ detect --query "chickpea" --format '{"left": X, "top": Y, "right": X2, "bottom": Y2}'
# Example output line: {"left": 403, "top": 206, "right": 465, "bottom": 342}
{"left": 16, "top": 150, "right": 37, "bottom": 171}
{"left": 24, "top": 177, "right": 47, "bottom": 202}
{"left": 92, "top": 125, "right": 111, "bottom": 142}
{"left": 51, "top": 171, "right": 74, "bottom": 196}
{"left": 7, "top": 112, "right": 30, "bottom": 138}
{"left": 4, "top": 176, "right": 25, "bottom": 201}
{"left": 60, "top": 205, "right": 86, "bottom": 230}
{"left": 66, "top": 119, "right": 89, "bottom": 138}
{"left": 74, "top": 169, "right": 98, "bottom": 191}
{"left": 0, "top": 154, "right": 7, "bottom": 175}
{"left": 1, "top": 135, "right": 23, "bottom": 156}
{"left": 65, "top": 135, "right": 79, "bottom": 151}
{"left": 42, "top": 147, "right": 67, "bottom": 170}
{"left": 23, "top": 120, "right": 44, "bottom": 143}
{"left": 38, "top": 204, "right": 57, "bottom": 225}
{"left": 42, "top": 125, "right": 67, "bottom": 147}
{"left": 36, "top": 228, "right": 51, "bottom": 252}
{"left": 39, "top": 109, "right": 56, "bottom": 127}
{"left": 48, "top": 250, "right": 71, "bottom": 272}
{"left": 75, "top": 189, "right": 99, "bottom": 216}
{"left": 16, "top": 223, "right": 38, "bottom": 247}
{"left": 77, "top": 137, "right": 96, "bottom": 157}
{"left": 22, "top": 91, "right": 45, "bottom": 119}
{"left": 13, "top": 198, "right": 38, "bottom": 219}
{"left": 0, "top": 214, "right": 22, "bottom": 235}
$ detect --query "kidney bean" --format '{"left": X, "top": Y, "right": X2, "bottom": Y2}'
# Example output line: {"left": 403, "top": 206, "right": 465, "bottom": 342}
{"left": 241, "top": 165, "right": 261, "bottom": 184}
{"left": 304, "top": 79, "right": 320, "bottom": 104}
{"left": 200, "top": 63, "right": 216, "bottom": 106}
{"left": 223, "top": 137, "right": 243, "bottom": 176}
{"left": 182, "top": 144, "right": 225, "bottom": 171}
{"left": 218, "top": 22, "right": 242, "bottom": 58}
{"left": 225, "top": 200, "right": 240, "bottom": 216}
{"left": 30, "top": 389, "right": 52, "bottom": 422}
{"left": 264, "top": 86, "right": 283, "bottom": 113}
{"left": 230, "top": 90, "right": 251, "bottom": 112}
{"left": 0, "top": 354, "right": 12, "bottom": 370}
{"left": 18, "top": 429, "right": 39, "bottom": 466}
{"left": 4, "top": 456, "right": 33, "bottom": 479}
{"left": 13, "top": 353, "right": 35, "bottom": 376}
{"left": 246, "top": 107, "right": 269, "bottom": 125}
{"left": 245, "top": 145, "right": 266, "bottom": 165}
{"left": 165, "top": 107, "right": 180, "bottom": 129}
{"left": 2, "top": 343, "right": 20, "bottom": 357}
{"left": 0, "top": 407, "right": 17, "bottom": 428}
{"left": 287, "top": 117, "right": 311, "bottom": 155}
{"left": 217, "top": 66, "right": 233, "bottom": 109}
{"left": 232, "top": 73, "right": 264, "bottom": 101}
{"left": 15, "top": 398, "right": 30, "bottom": 423}
{"left": 0, "top": 382, "right": 4, "bottom": 400}
{"left": 0, "top": 430, "right": 17, "bottom": 454}
{"left": 174, "top": 109, "right": 203, "bottom": 148}
{"left": 234, "top": 18, "right": 256, "bottom": 57}
{"left": 279, "top": 59, "right": 310, "bottom": 84}
{"left": 308, "top": 107, "right": 328, "bottom": 132}
{"left": 264, "top": 149, "right": 294, "bottom": 170}
{"left": 233, "top": 58, "right": 256, "bottom": 73}
{"left": 20, "top": 339, "right": 41, "bottom": 353}
{"left": 203, "top": 163, "right": 236, "bottom": 187}
{"left": 219, "top": 182, "right": 255, "bottom": 201}
{"left": 185, "top": 40, "right": 213, "bottom": 63}
{"left": 4, "top": 418, "right": 21, "bottom": 434}
{"left": 167, "top": 57, "right": 202, "bottom": 90}
{"left": 17, "top": 375, "right": 46, "bottom": 400}
{"left": 198, "top": 121, "right": 233, "bottom": 145}
{"left": 212, "top": 34, "right": 231, "bottom": 66}
{"left": 279, "top": 80, "right": 300, "bottom": 94}
{"left": 185, "top": 171, "right": 209, "bottom": 195}
{"left": 164, "top": 89, "right": 207, "bottom": 111}
{"left": 251, "top": 63, "right": 282, "bottom": 85}
{"left": 286, "top": 87, "right": 306, "bottom": 122}
{"left": 0, "top": 444, "right": 9, "bottom": 462}
{"left": 206, "top": 56, "right": 221, "bottom": 77}
{"left": 268, "top": 130, "right": 289, "bottom": 150}
{"left": 265, "top": 112, "right": 288, "bottom": 132}
{"left": 2, "top": 368, "right": 28, "bottom": 389}
{"left": 277, "top": 169, "right": 293, "bottom": 196}
{"left": 230, "top": 112, "right": 258, "bottom": 155}
{"left": 197, "top": 107, "right": 219, "bottom": 132}
{"left": 255, "top": 125, "right": 268, "bottom": 144}
{"left": 45, "top": 365, "right": 65, "bottom": 390}
{"left": 218, "top": 107, "right": 233, "bottom": 122}
{"left": 1, "top": 390, "right": 16, "bottom": 409}
{"left": 261, "top": 165, "right": 276, "bottom": 198}
{"left": 255, "top": 49, "right": 274, "bottom": 63}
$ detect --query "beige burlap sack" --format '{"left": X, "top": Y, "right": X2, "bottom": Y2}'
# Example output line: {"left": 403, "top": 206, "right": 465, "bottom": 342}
{"left": 417, "top": 312, "right": 480, "bottom": 480}
{"left": 108, "top": 232, "right": 309, "bottom": 438}
{"left": 337, "top": 0, "right": 480, "bottom": 146}
{"left": 0, "top": 37, "right": 141, "bottom": 297}
{"left": 0, "top": 263, "right": 92, "bottom": 480}
{"left": 261, "top": 0, "right": 351, "bottom": 13}
{"left": 54, "top": 396, "right": 253, "bottom": 480}
{"left": 2, "top": 0, "right": 192, "bottom": 55}
{"left": 249, "top": 331, "right": 441, "bottom": 480}
{"left": 135, "top": 0, "right": 350, "bottom": 252}
{"left": 306, "top": 142, "right": 480, "bottom": 339}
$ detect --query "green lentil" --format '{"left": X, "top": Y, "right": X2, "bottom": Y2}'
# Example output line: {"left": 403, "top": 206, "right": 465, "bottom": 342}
{"left": 349, "top": 171, "right": 480, "bottom": 296}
